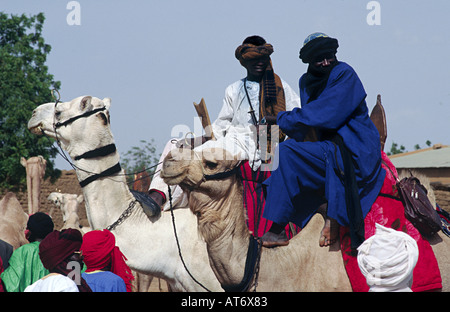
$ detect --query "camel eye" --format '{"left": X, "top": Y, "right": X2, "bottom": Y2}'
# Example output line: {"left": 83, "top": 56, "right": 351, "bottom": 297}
{"left": 205, "top": 161, "right": 218, "bottom": 169}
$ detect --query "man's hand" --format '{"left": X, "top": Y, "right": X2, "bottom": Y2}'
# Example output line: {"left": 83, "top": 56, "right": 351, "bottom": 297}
{"left": 261, "top": 115, "right": 277, "bottom": 125}
{"left": 175, "top": 136, "right": 210, "bottom": 149}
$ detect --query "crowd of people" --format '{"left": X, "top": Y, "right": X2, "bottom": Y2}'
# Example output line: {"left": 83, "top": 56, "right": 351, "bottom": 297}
{"left": 0, "top": 212, "right": 134, "bottom": 292}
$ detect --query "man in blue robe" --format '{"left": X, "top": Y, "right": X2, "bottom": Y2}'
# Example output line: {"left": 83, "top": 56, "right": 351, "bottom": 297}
{"left": 261, "top": 33, "right": 386, "bottom": 249}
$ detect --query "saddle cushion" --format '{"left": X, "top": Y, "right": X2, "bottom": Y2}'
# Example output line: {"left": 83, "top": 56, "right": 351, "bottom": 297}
{"left": 238, "top": 161, "right": 300, "bottom": 238}
{"left": 340, "top": 152, "right": 442, "bottom": 292}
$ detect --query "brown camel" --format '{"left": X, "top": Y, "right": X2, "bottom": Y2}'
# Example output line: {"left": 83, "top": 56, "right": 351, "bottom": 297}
{"left": 20, "top": 156, "right": 46, "bottom": 215}
{"left": 161, "top": 147, "right": 450, "bottom": 291}
{"left": 0, "top": 192, "right": 29, "bottom": 250}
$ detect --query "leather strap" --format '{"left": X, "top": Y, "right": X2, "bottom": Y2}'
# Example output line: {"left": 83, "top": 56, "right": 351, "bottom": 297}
{"left": 74, "top": 144, "right": 117, "bottom": 160}
{"left": 79, "top": 163, "right": 122, "bottom": 188}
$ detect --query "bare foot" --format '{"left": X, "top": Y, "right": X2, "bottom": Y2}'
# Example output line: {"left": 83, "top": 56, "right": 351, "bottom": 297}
{"left": 319, "top": 217, "right": 339, "bottom": 247}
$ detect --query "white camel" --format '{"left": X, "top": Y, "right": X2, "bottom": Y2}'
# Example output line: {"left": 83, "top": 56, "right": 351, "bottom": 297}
{"left": 20, "top": 156, "right": 46, "bottom": 215}
{"left": 28, "top": 95, "right": 221, "bottom": 292}
{"left": 161, "top": 147, "right": 450, "bottom": 291}
{"left": 47, "top": 192, "right": 91, "bottom": 234}
{"left": 0, "top": 192, "right": 29, "bottom": 250}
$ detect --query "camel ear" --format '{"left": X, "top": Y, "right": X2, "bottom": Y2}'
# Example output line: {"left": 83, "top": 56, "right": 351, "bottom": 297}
{"left": 102, "top": 97, "right": 111, "bottom": 110}
{"left": 38, "top": 155, "right": 47, "bottom": 166}
{"left": 80, "top": 96, "right": 93, "bottom": 111}
{"left": 20, "top": 157, "right": 27, "bottom": 167}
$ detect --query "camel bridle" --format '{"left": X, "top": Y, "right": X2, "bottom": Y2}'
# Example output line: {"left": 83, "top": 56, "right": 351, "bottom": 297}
{"left": 53, "top": 106, "right": 107, "bottom": 129}
{"left": 48, "top": 91, "right": 261, "bottom": 292}
{"left": 168, "top": 159, "right": 262, "bottom": 293}
{"left": 50, "top": 91, "right": 122, "bottom": 188}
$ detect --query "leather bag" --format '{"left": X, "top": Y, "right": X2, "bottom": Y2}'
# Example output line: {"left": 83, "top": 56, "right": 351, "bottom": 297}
{"left": 397, "top": 175, "right": 442, "bottom": 237}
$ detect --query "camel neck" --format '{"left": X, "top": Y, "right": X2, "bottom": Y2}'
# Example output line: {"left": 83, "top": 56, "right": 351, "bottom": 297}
{"left": 70, "top": 147, "right": 134, "bottom": 230}
{"left": 194, "top": 181, "right": 251, "bottom": 287}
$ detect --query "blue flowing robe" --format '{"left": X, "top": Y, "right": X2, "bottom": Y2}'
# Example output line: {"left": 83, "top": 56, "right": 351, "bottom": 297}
{"left": 263, "top": 62, "right": 386, "bottom": 228}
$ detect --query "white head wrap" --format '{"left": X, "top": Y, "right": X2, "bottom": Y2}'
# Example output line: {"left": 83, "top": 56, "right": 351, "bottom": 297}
{"left": 357, "top": 223, "right": 419, "bottom": 292}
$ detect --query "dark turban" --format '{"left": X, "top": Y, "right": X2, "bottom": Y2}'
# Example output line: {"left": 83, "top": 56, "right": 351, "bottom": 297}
{"left": 27, "top": 212, "right": 54, "bottom": 240}
{"left": 39, "top": 229, "right": 92, "bottom": 292}
{"left": 235, "top": 43, "right": 274, "bottom": 66}
{"left": 299, "top": 32, "right": 339, "bottom": 64}
{"left": 39, "top": 229, "right": 82, "bottom": 271}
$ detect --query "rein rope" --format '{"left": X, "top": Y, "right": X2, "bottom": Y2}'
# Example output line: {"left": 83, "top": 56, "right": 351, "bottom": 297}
{"left": 48, "top": 90, "right": 161, "bottom": 230}
{"left": 49, "top": 90, "right": 161, "bottom": 187}
{"left": 168, "top": 155, "right": 262, "bottom": 292}
{"left": 168, "top": 186, "right": 212, "bottom": 292}
{"left": 48, "top": 91, "right": 261, "bottom": 291}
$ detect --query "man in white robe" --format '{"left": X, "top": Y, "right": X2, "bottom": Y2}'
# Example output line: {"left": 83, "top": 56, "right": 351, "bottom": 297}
{"left": 147, "top": 35, "right": 300, "bottom": 212}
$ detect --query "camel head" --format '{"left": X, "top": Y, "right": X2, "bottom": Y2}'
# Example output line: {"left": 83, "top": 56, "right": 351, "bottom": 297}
{"left": 48, "top": 192, "right": 83, "bottom": 222}
{"left": 161, "top": 147, "right": 244, "bottom": 241}
{"left": 20, "top": 156, "right": 47, "bottom": 179}
{"left": 161, "top": 147, "right": 241, "bottom": 195}
{"left": 28, "top": 96, "right": 113, "bottom": 158}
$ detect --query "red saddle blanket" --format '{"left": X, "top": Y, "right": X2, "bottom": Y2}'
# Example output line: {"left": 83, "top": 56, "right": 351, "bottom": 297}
{"left": 239, "top": 161, "right": 300, "bottom": 238}
{"left": 340, "top": 152, "right": 442, "bottom": 292}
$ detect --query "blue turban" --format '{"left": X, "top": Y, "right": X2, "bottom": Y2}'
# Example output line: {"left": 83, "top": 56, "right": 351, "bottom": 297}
{"left": 299, "top": 32, "right": 339, "bottom": 64}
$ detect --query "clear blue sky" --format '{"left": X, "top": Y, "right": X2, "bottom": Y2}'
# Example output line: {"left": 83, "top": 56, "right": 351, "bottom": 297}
{"left": 3, "top": 0, "right": 450, "bottom": 169}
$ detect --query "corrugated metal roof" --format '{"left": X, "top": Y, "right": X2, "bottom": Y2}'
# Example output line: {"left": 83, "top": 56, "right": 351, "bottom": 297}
{"left": 389, "top": 144, "right": 450, "bottom": 168}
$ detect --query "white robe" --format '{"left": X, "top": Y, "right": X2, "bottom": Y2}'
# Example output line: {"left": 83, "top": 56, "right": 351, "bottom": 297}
{"left": 150, "top": 78, "right": 300, "bottom": 210}
{"left": 24, "top": 273, "right": 79, "bottom": 292}
{"left": 201, "top": 78, "right": 300, "bottom": 169}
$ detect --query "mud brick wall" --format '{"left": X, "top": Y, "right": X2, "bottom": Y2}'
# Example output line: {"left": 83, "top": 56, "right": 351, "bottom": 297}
{"left": 4, "top": 171, "right": 450, "bottom": 229}
{"left": 432, "top": 183, "right": 450, "bottom": 213}
{"left": 1, "top": 170, "right": 88, "bottom": 230}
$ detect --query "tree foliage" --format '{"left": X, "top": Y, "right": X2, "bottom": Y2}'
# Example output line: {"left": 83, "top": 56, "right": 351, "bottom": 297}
{"left": 0, "top": 13, "right": 61, "bottom": 190}
{"left": 386, "top": 142, "right": 406, "bottom": 156}
{"left": 120, "top": 139, "right": 161, "bottom": 186}
{"left": 387, "top": 140, "right": 433, "bottom": 156}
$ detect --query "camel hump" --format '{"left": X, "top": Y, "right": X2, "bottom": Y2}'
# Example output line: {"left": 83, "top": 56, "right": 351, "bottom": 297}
{"left": 0, "top": 192, "right": 21, "bottom": 215}
{"left": 370, "top": 94, "right": 387, "bottom": 151}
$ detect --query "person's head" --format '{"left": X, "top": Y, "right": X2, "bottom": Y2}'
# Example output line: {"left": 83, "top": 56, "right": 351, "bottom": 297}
{"left": 357, "top": 224, "right": 419, "bottom": 292}
{"left": 235, "top": 35, "right": 273, "bottom": 81}
{"left": 299, "top": 32, "right": 339, "bottom": 75}
{"left": 26, "top": 212, "right": 54, "bottom": 243}
{"left": 81, "top": 229, "right": 115, "bottom": 271}
{"left": 81, "top": 229, "right": 134, "bottom": 291}
{"left": 39, "top": 229, "right": 83, "bottom": 272}
{"left": 242, "top": 35, "right": 266, "bottom": 46}
{"left": 39, "top": 228, "right": 92, "bottom": 292}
